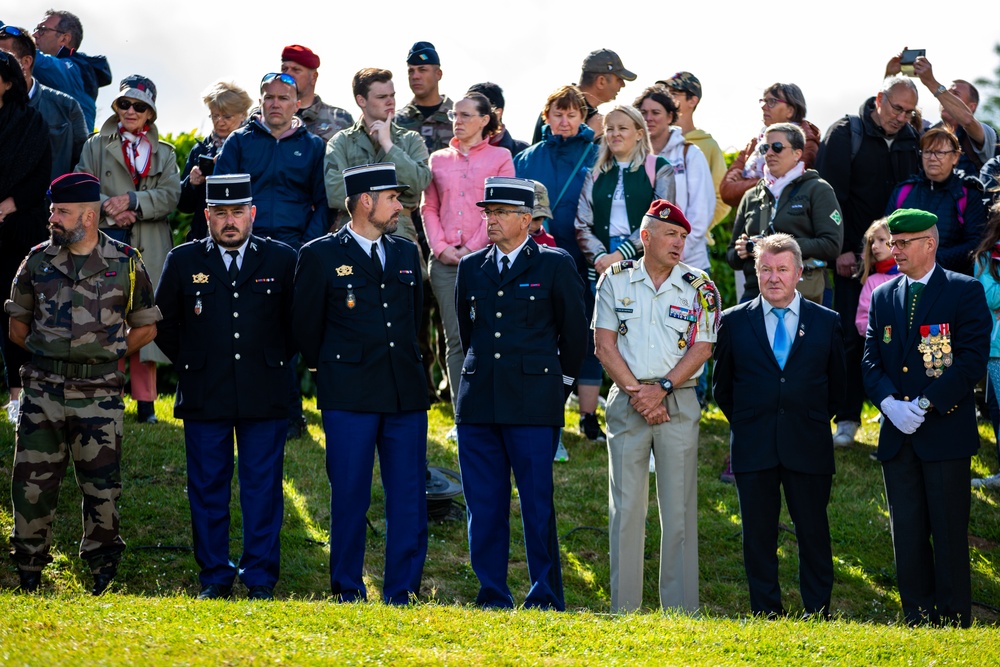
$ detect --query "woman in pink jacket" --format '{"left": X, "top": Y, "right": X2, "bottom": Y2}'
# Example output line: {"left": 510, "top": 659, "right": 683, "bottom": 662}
{"left": 422, "top": 92, "right": 515, "bottom": 428}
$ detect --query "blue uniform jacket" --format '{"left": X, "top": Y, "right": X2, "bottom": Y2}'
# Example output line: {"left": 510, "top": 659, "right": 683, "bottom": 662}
{"left": 454, "top": 238, "right": 587, "bottom": 426}
{"left": 862, "top": 267, "right": 991, "bottom": 461}
{"left": 154, "top": 235, "right": 297, "bottom": 420}
{"left": 293, "top": 227, "right": 428, "bottom": 413}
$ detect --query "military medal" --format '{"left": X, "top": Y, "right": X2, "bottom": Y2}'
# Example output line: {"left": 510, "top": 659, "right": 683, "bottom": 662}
{"left": 883, "top": 325, "right": 892, "bottom": 344}
{"left": 194, "top": 297, "right": 202, "bottom": 316}
{"left": 346, "top": 285, "right": 356, "bottom": 309}
{"left": 336, "top": 265, "right": 353, "bottom": 277}
{"left": 618, "top": 321, "right": 628, "bottom": 335}
{"left": 193, "top": 272, "right": 209, "bottom": 284}
{"left": 919, "top": 324, "right": 952, "bottom": 379}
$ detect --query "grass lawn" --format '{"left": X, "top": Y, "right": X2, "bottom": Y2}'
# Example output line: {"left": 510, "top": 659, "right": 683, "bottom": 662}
{"left": 0, "top": 395, "right": 999, "bottom": 665}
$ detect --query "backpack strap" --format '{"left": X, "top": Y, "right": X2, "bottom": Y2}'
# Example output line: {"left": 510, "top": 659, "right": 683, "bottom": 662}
{"left": 848, "top": 114, "right": 863, "bottom": 162}
{"left": 895, "top": 183, "right": 914, "bottom": 209}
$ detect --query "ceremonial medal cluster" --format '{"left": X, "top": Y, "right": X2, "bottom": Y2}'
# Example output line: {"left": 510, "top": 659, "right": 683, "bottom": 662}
{"left": 918, "top": 323, "right": 953, "bottom": 378}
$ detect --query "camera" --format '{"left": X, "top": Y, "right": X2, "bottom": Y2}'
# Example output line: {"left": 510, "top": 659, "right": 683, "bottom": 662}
{"left": 745, "top": 234, "right": 766, "bottom": 255}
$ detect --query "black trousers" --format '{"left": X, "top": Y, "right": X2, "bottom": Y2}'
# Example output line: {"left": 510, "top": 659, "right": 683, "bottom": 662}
{"left": 833, "top": 273, "right": 864, "bottom": 423}
{"left": 735, "top": 466, "right": 833, "bottom": 616}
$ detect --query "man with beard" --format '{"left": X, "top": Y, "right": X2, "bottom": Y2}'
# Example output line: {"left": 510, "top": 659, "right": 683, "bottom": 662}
{"left": 5, "top": 172, "right": 160, "bottom": 595}
{"left": 154, "top": 174, "right": 297, "bottom": 601}
{"left": 293, "top": 163, "right": 428, "bottom": 605}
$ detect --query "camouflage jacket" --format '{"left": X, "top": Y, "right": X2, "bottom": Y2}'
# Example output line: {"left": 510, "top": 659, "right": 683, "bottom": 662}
{"left": 298, "top": 94, "right": 354, "bottom": 143}
{"left": 5, "top": 232, "right": 161, "bottom": 395}
{"left": 394, "top": 94, "right": 455, "bottom": 154}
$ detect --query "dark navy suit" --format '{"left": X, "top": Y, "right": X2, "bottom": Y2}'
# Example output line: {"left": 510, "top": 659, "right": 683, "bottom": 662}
{"left": 714, "top": 295, "right": 846, "bottom": 616}
{"left": 155, "top": 235, "right": 296, "bottom": 590}
{"left": 863, "top": 266, "right": 990, "bottom": 626}
{"left": 454, "top": 237, "right": 587, "bottom": 609}
{"left": 293, "top": 226, "right": 429, "bottom": 604}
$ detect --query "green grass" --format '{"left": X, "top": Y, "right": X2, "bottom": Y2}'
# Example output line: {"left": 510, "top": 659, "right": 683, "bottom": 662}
{"left": 0, "top": 396, "right": 999, "bottom": 665}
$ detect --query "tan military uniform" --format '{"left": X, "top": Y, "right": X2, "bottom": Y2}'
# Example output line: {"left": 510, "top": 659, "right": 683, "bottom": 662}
{"left": 593, "top": 257, "right": 719, "bottom": 612}
{"left": 4, "top": 233, "right": 161, "bottom": 573}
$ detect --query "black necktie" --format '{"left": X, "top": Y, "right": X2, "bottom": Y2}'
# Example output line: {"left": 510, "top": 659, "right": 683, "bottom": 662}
{"left": 370, "top": 242, "right": 383, "bottom": 279}
{"left": 226, "top": 250, "right": 240, "bottom": 283}
{"left": 500, "top": 255, "right": 510, "bottom": 280}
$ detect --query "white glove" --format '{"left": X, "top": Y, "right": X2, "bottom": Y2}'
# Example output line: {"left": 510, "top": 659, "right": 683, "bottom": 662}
{"left": 880, "top": 396, "right": 926, "bottom": 435}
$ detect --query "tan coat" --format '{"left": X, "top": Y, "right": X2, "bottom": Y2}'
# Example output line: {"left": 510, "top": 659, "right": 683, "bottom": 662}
{"left": 77, "top": 116, "right": 180, "bottom": 363}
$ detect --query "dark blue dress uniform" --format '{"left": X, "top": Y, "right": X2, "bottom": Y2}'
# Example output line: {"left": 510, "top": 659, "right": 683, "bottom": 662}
{"left": 293, "top": 226, "right": 429, "bottom": 604}
{"left": 155, "top": 233, "right": 297, "bottom": 592}
{"left": 455, "top": 236, "right": 587, "bottom": 609}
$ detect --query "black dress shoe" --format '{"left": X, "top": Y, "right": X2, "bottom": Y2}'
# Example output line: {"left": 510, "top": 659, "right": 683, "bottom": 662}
{"left": 18, "top": 569, "right": 41, "bottom": 593}
{"left": 286, "top": 416, "right": 306, "bottom": 440}
{"left": 247, "top": 585, "right": 274, "bottom": 601}
{"left": 91, "top": 563, "right": 119, "bottom": 596}
{"left": 136, "top": 401, "right": 158, "bottom": 424}
{"left": 197, "top": 583, "right": 233, "bottom": 600}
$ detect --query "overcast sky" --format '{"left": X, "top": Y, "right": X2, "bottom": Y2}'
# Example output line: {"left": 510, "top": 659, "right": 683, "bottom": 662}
{"left": 7, "top": 1, "right": 1000, "bottom": 152}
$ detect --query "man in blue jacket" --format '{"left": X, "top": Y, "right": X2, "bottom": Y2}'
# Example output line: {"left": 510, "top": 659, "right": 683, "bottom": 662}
{"left": 30, "top": 9, "right": 111, "bottom": 131}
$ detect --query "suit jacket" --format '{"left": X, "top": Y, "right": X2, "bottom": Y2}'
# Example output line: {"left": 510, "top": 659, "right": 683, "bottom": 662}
{"left": 714, "top": 296, "right": 846, "bottom": 474}
{"left": 293, "top": 226, "right": 428, "bottom": 413}
{"left": 155, "top": 235, "right": 297, "bottom": 420}
{"left": 454, "top": 237, "right": 587, "bottom": 426}
{"left": 862, "top": 266, "right": 990, "bottom": 461}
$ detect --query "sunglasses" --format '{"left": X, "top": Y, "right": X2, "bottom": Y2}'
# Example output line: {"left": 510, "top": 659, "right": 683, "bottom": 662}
{"left": 0, "top": 26, "right": 27, "bottom": 38}
{"left": 758, "top": 142, "right": 792, "bottom": 155}
{"left": 260, "top": 72, "right": 297, "bottom": 91}
{"left": 116, "top": 99, "right": 151, "bottom": 113}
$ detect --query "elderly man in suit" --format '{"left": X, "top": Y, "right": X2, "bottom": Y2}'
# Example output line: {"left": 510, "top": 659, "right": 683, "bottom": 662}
{"left": 293, "top": 162, "right": 428, "bottom": 605}
{"left": 714, "top": 233, "right": 846, "bottom": 618}
{"left": 862, "top": 208, "right": 990, "bottom": 627}
{"left": 454, "top": 176, "right": 587, "bottom": 610}
{"left": 156, "top": 174, "right": 297, "bottom": 601}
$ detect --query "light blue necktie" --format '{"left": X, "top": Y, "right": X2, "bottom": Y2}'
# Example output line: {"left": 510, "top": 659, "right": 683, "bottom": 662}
{"left": 772, "top": 307, "right": 791, "bottom": 369}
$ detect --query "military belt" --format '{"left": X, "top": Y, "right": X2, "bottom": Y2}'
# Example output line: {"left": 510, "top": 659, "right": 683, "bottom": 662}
{"left": 32, "top": 356, "right": 118, "bottom": 379}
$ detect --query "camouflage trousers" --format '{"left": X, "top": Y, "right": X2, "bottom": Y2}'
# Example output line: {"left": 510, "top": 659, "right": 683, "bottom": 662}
{"left": 10, "top": 380, "right": 125, "bottom": 573}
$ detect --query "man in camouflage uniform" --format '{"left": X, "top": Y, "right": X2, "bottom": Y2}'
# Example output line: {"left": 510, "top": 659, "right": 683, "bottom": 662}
{"left": 280, "top": 44, "right": 353, "bottom": 143}
{"left": 4, "top": 173, "right": 161, "bottom": 595}
{"left": 394, "top": 41, "right": 454, "bottom": 154}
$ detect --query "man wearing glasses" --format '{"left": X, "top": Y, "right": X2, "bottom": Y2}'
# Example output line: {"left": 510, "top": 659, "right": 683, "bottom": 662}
{"left": 862, "top": 208, "right": 990, "bottom": 627}
{"left": 453, "top": 176, "right": 587, "bottom": 610}
{"left": 30, "top": 9, "right": 111, "bottom": 131}
{"left": 816, "top": 74, "right": 921, "bottom": 449}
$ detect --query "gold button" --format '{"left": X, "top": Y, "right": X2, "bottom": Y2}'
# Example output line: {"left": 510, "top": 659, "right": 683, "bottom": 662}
{"left": 903, "top": 396, "right": 910, "bottom": 401}
{"left": 902, "top": 366, "right": 908, "bottom": 373}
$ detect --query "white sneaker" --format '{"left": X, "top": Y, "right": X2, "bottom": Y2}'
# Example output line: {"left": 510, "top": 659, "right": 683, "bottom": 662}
{"left": 5, "top": 399, "right": 19, "bottom": 423}
{"left": 649, "top": 455, "right": 656, "bottom": 474}
{"left": 554, "top": 441, "right": 569, "bottom": 462}
{"left": 445, "top": 426, "right": 458, "bottom": 442}
{"left": 833, "top": 421, "right": 860, "bottom": 447}
{"left": 972, "top": 473, "right": 1000, "bottom": 489}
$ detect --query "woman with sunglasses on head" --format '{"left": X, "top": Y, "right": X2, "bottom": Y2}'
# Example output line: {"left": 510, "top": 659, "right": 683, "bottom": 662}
{"left": 177, "top": 81, "right": 252, "bottom": 241}
{"left": 0, "top": 50, "right": 52, "bottom": 423}
{"left": 727, "top": 122, "right": 842, "bottom": 305}
{"left": 77, "top": 74, "right": 180, "bottom": 424}
{"left": 720, "top": 83, "right": 821, "bottom": 210}
{"left": 885, "top": 127, "right": 987, "bottom": 276}
{"left": 421, "top": 92, "right": 514, "bottom": 429}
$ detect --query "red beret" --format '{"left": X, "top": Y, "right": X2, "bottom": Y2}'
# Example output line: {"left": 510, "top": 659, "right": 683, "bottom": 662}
{"left": 645, "top": 199, "right": 691, "bottom": 233}
{"left": 281, "top": 45, "right": 320, "bottom": 69}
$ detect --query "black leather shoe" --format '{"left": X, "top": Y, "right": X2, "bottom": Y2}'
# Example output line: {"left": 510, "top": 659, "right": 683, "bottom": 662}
{"left": 136, "top": 401, "right": 158, "bottom": 424}
{"left": 286, "top": 416, "right": 306, "bottom": 441}
{"left": 91, "top": 563, "right": 118, "bottom": 596}
{"left": 197, "top": 583, "right": 233, "bottom": 600}
{"left": 18, "top": 569, "right": 41, "bottom": 593}
{"left": 247, "top": 585, "right": 274, "bottom": 601}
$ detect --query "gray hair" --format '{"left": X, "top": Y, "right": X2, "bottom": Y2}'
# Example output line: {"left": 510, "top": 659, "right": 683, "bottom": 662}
{"left": 765, "top": 122, "right": 806, "bottom": 151}
{"left": 44, "top": 9, "right": 83, "bottom": 50}
{"left": 753, "top": 233, "right": 803, "bottom": 270}
{"left": 881, "top": 75, "right": 918, "bottom": 97}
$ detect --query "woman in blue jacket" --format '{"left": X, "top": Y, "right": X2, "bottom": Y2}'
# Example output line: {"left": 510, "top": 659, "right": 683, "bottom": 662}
{"left": 973, "top": 206, "right": 1000, "bottom": 488}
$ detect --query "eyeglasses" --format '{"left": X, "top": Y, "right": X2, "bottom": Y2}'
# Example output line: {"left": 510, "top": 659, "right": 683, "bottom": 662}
{"left": 481, "top": 208, "right": 523, "bottom": 220}
{"left": 447, "top": 110, "right": 486, "bottom": 122}
{"left": 920, "top": 149, "right": 957, "bottom": 160}
{"left": 759, "top": 97, "right": 787, "bottom": 109}
{"left": 883, "top": 95, "right": 917, "bottom": 119}
{"left": 115, "top": 99, "right": 151, "bottom": 113}
{"left": 210, "top": 113, "right": 238, "bottom": 122}
{"left": 888, "top": 236, "right": 931, "bottom": 249}
{"left": 33, "top": 24, "right": 67, "bottom": 35}
{"left": 260, "top": 72, "right": 297, "bottom": 91}
{"left": 758, "top": 142, "right": 792, "bottom": 155}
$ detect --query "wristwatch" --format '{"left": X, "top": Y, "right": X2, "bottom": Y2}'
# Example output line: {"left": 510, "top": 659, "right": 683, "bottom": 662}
{"left": 658, "top": 378, "right": 674, "bottom": 395}
{"left": 933, "top": 84, "right": 947, "bottom": 98}
{"left": 917, "top": 396, "right": 933, "bottom": 411}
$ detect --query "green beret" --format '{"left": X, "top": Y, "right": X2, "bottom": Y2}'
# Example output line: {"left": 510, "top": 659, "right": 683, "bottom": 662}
{"left": 887, "top": 208, "right": 937, "bottom": 233}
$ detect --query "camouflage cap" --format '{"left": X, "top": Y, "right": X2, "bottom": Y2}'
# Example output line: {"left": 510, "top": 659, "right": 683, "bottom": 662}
{"left": 581, "top": 49, "right": 636, "bottom": 81}
{"left": 531, "top": 181, "right": 552, "bottom": 220}
{"left": 659, "top": 72, "right": 702, "bottom": 99}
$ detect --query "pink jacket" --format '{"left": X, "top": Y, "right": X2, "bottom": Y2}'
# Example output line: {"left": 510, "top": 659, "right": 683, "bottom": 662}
{"left": 421, "top": 137, "right": 515, "bottom": 257}
{"left": 855, "top": 272, "right": 897, "bottom": 336}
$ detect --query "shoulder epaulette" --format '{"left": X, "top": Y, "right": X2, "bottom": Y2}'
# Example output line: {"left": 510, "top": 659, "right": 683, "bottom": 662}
{"left": 610, "top": 260, "right": 635, "bottom": 275}
{"left": 681, "top": 271, "right": 722, "bottom": 341}
{"left": 27, "top": 240, "right": 52, "bottom": 255}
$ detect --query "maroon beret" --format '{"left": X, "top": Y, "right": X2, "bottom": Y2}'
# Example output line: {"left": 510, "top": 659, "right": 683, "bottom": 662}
{"left": 645, "top": 199, "right": 691, "bottom": 233}
{"left": 281, "top": 44, "right": 320, "bottom": 69}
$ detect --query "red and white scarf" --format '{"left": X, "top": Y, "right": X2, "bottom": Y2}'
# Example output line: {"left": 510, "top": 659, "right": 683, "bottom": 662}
{"left": 119, "top": 123, "right": 152, "bottom": 185}
{"left": 763, "top": 161, "right": 805, "bottom": 203}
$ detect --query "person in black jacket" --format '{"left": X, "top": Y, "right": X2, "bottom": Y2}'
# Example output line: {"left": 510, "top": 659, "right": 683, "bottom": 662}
{"left": 155, "top": 174, "right": 297, "bottom": 601}
{"left": 293, "top": 163, "right": 429, "bottom": 605}
{"left": 816, "top": 74, "right": 921, "bottom": 448}
{"left": 454, "top": 176, "right": 587, "bottom": 610}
